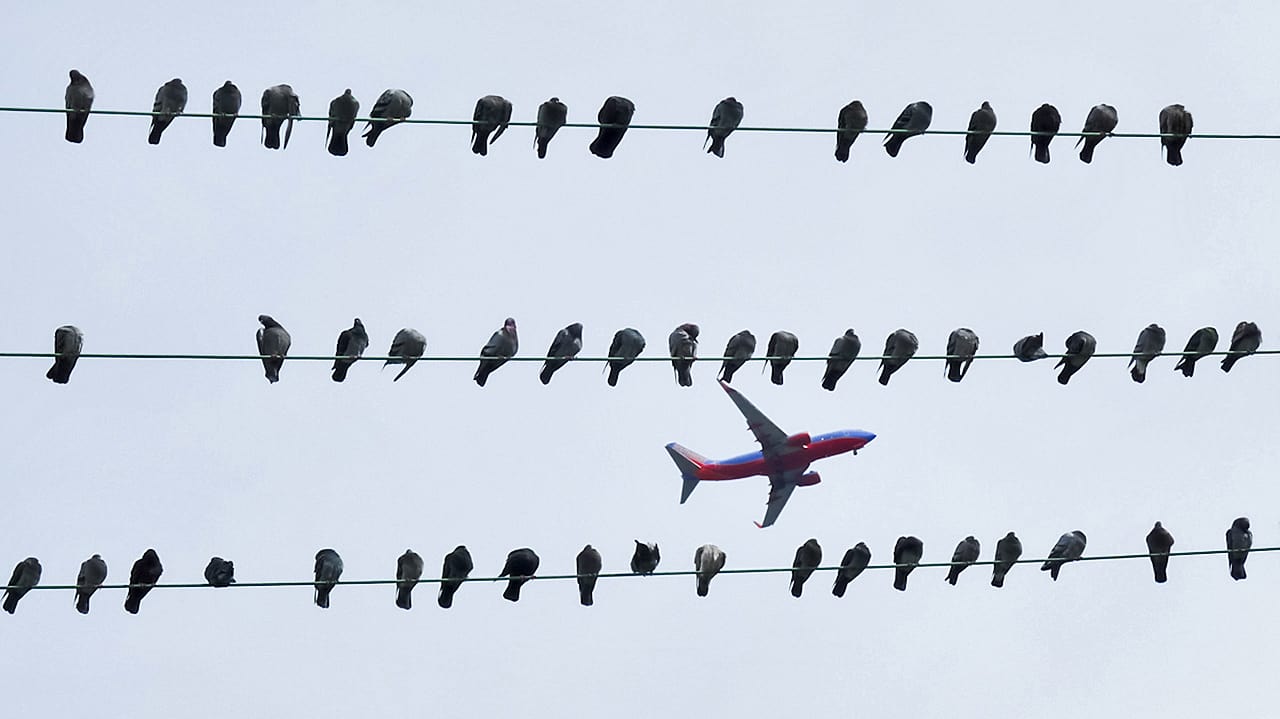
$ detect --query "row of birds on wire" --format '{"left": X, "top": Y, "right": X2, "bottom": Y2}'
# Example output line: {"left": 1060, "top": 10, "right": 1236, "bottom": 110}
{"left": 34, "top": 317, "right": 1265, "bottom": 388}
{"left": 0, "top": 518, "right": 1257, "bottom": 615}
{"left": 51, "top": 71, "right": 1199, "bottom": 164}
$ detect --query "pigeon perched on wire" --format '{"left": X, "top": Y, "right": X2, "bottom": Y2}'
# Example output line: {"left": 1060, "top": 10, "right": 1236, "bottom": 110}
{"left": 260, "top": 84, "right": 300, "bottom": 150}
{"left": 471, "top": 95, "right": 512, "bottom": 156}
{"left": 1056, "top": 331, "right": 1096, "bottom": 385}
{"left": 884, "top": 101, "right": 932, "bottom": 157}
{"left": 474, "top": 318, "right": 518, "bottom": 387}
{"left": 75, "top": 554, "right": 107, "bottom": 614}
{"left": 589, "top": 96, "right": 635, "bottom": 158}
{"left": 2, "top": 558, "right": 41, "bottom": 614}
{"left": 893, "top": 536, "right": 924, "bottom": 591}
{"left": 717, "top": 330, "right": 756, "bottom": 383}
{"left": 1077, "top": 104, "right": 1118, "bottom": 163}
{"left": 540, "top": 323, "right": 584, "bottom": 385}
{"left": 385, "top": 327, "right": 427, "bottom": 382}
{"left": 500, "top": 548, "right": 539, "bottom": 602}
{"left": 1174, "top": 326, "right": 1218, "bottom": 378}
{"left": 1221, "top": 321, "right": 1261, "bottom": 373}
{"left": 832, "top": 542, "right": 871, "bottom": 597}
{"left": 991, "top": 531, "right": 1022, "bottom": 588}
{"left": 879, "top": 329, "right": 918, "bottom": 386}
{"left": 148, "top": 78, "right": 187, "bottom": 145}
{"left": 576, "top": 545, "right": 602, "bottom": 606}
{"left": 256, "top": 315, "right": 291, "bottom": 384}
{"left": 395, "top": 549, "right": 424, "bottom": 610}
{"left": 1227, "top": 517, "right": 1251, "bottom": 581}
{"left": 1029, "top": 104, "right": 1061, "bottom": 163}
{"left": 705, "top": 97, "right": 744, "bottom": 157}
{"left": 790, "top": 538, "right": 822, "bottom": 598}
{"left": 669, "top": 323, "right": 699, "bottom": 387}
{"left": 364, "top": 89, "right": 413, "bottom": 147}
{"left": 694, "top": 544, "right": 726, "bottom": 597}
{"left": 211, "top": 81, "right": 241, "bottom": 147}
{"left": 606, "top": 328, "right": 645, "bottom": 386}
{"left": 1012, "top": 332, "right": 1047, "bottom": 362}
{"left": 631, "top": 541, "right": 661, "bottom": 575}
{"left": 765, "top": 331, "right": 799, "bottom": 385}
{"left": 64, "top": 70, "right": 94, "bottom": 143}
{"left": 313, "top": 548, "right": 343, "bottom": 609}
{"left": 1145, "top": 522, "right": 1174, "bottom": 584}
{"left": 331, "top": 318, "right": 369, "bottom": 383}
{"left": 326, "top": 89, "right": 360, "bottom": 156}
{"left": 1159, "top": 104, "right": 1193, "bottom": 167}
{"left": 535, "top": 97, "right": 568, "bottom": 158}
{"left": 945, "top": 536, "right": 981, "bottom": 585}
{"left": 46, "top": 325, "right": 83, "bottom": 384}
{"left": 1041, "top": 531, "right": 1087, "bottom": 580}
{"left": 945, "top": 328, "right": 979, "bottom": 382}
{"left": 964, "top": 102, "right": 997, "bottom": 163}
{"left": 438, "top": 546, "right": 473, "bottom": 609}
{"left": 204, "top": 557, "right": 235, "bottom": 587}
{"left": 1128, "top": 323, "right": 1166, "bottom": 383}
{"left": 821, "top": 329, "right": 861, "bottom": 391}
{"left": 834, "top": 100, "right": 868, "bottom": 162}
{"left": 124, "top": 549, "right": 163, "bottom": 614}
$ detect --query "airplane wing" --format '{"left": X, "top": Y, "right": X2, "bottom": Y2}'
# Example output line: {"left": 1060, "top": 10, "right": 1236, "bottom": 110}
{"left": 754, "top": 469, "right": 802, "bottom": 528}
{"left": 719, "top": 380, "right": 789, "bottom": 456}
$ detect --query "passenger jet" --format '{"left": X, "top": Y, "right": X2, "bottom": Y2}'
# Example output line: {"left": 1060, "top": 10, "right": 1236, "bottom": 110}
{"left": 665, "top": 381, "right": 876, "bottom": 528}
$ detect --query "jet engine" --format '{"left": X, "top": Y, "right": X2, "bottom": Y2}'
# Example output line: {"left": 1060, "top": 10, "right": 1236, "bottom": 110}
{"left": 785, "top": 432, "right": 811, "bottom": 447}
{"left": 796, "top": 471, "right": 821, "bottom": 487}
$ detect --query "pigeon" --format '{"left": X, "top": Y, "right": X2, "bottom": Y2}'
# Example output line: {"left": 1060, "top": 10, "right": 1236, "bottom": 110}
{"left": 1145, "top": 522, "right": 1174, "bottom": 584}
{"left": 535, "top": 97, "right": 568, "bottom": 158}
{"left": 1221, "top": 321, "right": 1261, "bottom": 373}
{"left": 705, "top": 96, "right": 744, "bottom": 158}
{"left": 540, "top": 323, "right": 584, "bottom": 385}
{"left": 124, "top": 549, "right": 163, "bottom": 614}
{"left": 892, "top": 536, "right": 924, "bottom": 591}
{"left": 790, "top": 538, "right": 822, "bottom": 598}
{"left": 946, "top": 536, "right": 981, "bottom": 585}
{"left": 831, "top": 542, "right": 871, "bottom": 597}
{"left": 148, "top": 78, "right": 187, "bottom": 145}
{"left": 313, "top": 548, "right": 343, "bottom": 609}
{"left": 474, "top": 317, "right": 518, "bottom": 387}
{"left": 364, "top": 89, "right": 413, "bottom": 147}
{"left": 204, "top": 557, "right": 235, "bottom": 587}
{"left": 331, "top": 319, "right": 369, "bottom": 383}
{"left": 500, "top": 548, "right": 540, "bottom": 602}
{"left": 589, "top": 96, "right": 635, "bottom": 158}
{"left": 1159, "top": 104, "right": 1193, "bottom": 167}
{"left": 1029, "top": 104, "right": 1061, "bottom": 163}
{"left": 75, "top": 554, "right": 107, "bottom": 614}
{"left": 964, "top": 101, "right": 997, "bottom": 163}
{"left": 2, "top": 558, "right": 41, "bottom": 614}
{"left": 834, "top": 100, "right": 868, "bottom": 162}
{"left": 395, "top": 549, "right": 424, "bottom": 610}
{"left": 260, "top": 84, "right": 300, "bottom": 150}
{"left": 46, "top": 324, "right": 84, "bottom": 384}
{"left": 766, "top": 331, "right": 799, "bottom": 385}
{"left": 991, "top": 532, "right": 1023, "bottom": 588}
{"left": 385, "top": 327, "right": 427, "bottom": 382}
{"left": 717, "top": 330, "right": 756, "bottom": 383}
{"left": 326, "top": 89, "right": 360, "bottom": 156}
{"left": 438, "top": 546, "right": 474, "bottom": 609}
{"left": 1077, "top": 104, "right": 1118, "bottom": 163}
{"left": 1129, "top": 324, "right": 1166, "bottom": 383}
{"left": 669, "top": 323, "right": 699, "bottom": 387}
{"left": 256, "top": 315, "right": 291, "bottom": 384}
{"left": 606, "top": 328, "right": 646, "bottom": 386}
{"left": 1056, "top": 331, "right": 1097, "bottom": 385}
{"left": 694, "top": 544, "right": 726, "bottom": 597}
{"left": 471, "top": 94, "right": 513, "bottom": 156}
{"left": 1227, "top": 517, "right": 1251, "bottom": 581}
{"left": 1040, "top": 531, "right": 1087, "bottom": 580}
{"left": 884, "top": 101, "right": 932, "bottom": 157}
{"left": 1174, "top": 327, "right": 1219, "bottom": 378}
{"left": 576, "top": 545, "right": 603, "bottom": 606}
{"left": 821, "top": 329, "right": 861, "bottom": 391}
{"left": 945, "top": 328, "right": 979, "bottom": 382}
{"left": 631, "top": 541, "right": 661, "bottom": 575}
{"left": 211, "top": 81, "right": 241, "bottom": 147}
{"left": 1012, "top": 332, "right": 1047, "bottom": 362}
{"left": 879, "top": 329, "right": 919, "bottom": 386}
{"left": 64, "top": 70, "right": 94, "bottom": 143}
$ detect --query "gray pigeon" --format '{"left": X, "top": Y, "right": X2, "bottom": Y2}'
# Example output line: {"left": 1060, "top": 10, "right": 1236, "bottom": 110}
{"left": 606, "top": 328, "right": 646, "bottom": 386}
{"left": 148, "top": 78, "right": 187, "bottom": 145}
{"left": 1030, "top": 104, "right": 1062, "bottom": 163}
{"left": 834, "top": 100, "right": 868, "bottom": 162}
{"left": 474, "top": 317, "right": 518, "bottom": 387}
{"left": 991, "top": 531, "right": 1022, "bottom": 588}
{"left": 46, "top": 324, "right": 83, "bottom": 384}
{"left": 64, "top": 70, "right": 94, "bottom": 143}
{"left": 669, "top": 323, "right": 699, "bottom": 387}
{"left": 831, "top": 542, "right": 871, "bottom": 597}
{"left": 204, "top": 557, "right": 235, "bottom": 587}
{"left": 945, "top": 536, "right": 981, "bottom": 585}
{"left": 75, "top": 554, "right": 107, "bottom": 614}
{"left": 892, "top": 536, "right": 924, "bottom": 591}
{"left": 1056, "top": 330, "right": 1096, "bottom": 385}
{"left": 576, "top": 545, "right": 603, "bottom": 606}
{"left": 766, "top": 331, "right": 800, "bottom": 385}
{"left": 1040, "top": 531, "right": 1087, "bottom": 580}
{"left": 879, "top": 329, "right": 919, "bottom": 386}
{"left": 1221, "top": 321, "right": 1261, "bottom": 373}
{"left": 718, "top": 330, "right": 756, "bottom": 383}
{"left": 256, "top": 315, "right": 291, "bottom": 384}
{"left": 1129, "top": 323, "right": 1166, "bottom": 383}
{"left": 326, "top": 89, "right": 360, "bottom": 156}
{"left": 790, "top": 538, "right": 822, "bottom": 598}
{"left": 1146, "top": 522, "right": 1174, "bottom": 584}
{"left": 540, "top": 323, "right": 584, "bottom": 385}
{"left": 211, "top": 81, "right": 241, "bottom": 147}
{"left": 694, "top": 544, "right": 726, "bottom": 597}
{"left": 313, "top": 548, "right": 343, "bottom": 609}
{"left": 1077, "top": 104, "right": 1118, "bottom": 163}
{"left": 1227, "top": 517, "right": 1251, "bottom": 581}
{"left": 535, "top": 97, "right": 568, "bottom": 158}
{"left": 1012, "top": 332, "right": 1047, "bottom": 362}
{"left": 821, "top": 329, "right": 861, "bottom": 391}
{"left": 1174, "top": 326, "right": 1218, "bottom": 378}
{"left": 332, "top": 318, "right": 369, "bottom": 383}
{"left": 364, "top": 89, "right": 413, "bottom": 147}
{"left": 500, "top": 548, "right": 540, "bottom": 602}
{"left": 705, "top": 97, "right": 744, "bottom": 158}
{"left": 2, "top": 558, "right": 41, "bottom": 614}
{"left": 471, "top": 95, "right": 513, "bottom": 156}
{"left": 260, "top": 84, "right": 300, "bottom": 150}
{"left": 884, "top": 101, "right": 932, "bottom": 157}
{"left": 945, "top": 328, "right": 979, "bottom": 382}
{"left": 395, "top": 549, "right": 424, "bottom": 610}
{"left": 1159, "top": 104, "right": 1193, "bottom": 167}
{"left": 631, "top": 540, "right": 661, "bottom": 575}
{"left": 438, "top": 545, "right": 474, "bottom": 609}
{"left": 964, "top": 101, "right": 997, "bottom": 163}
{"left": 124, "top": 549, "right": 163, "bottom": 614}
{"left": 385, "top": 327, "right": 427, "bottom": 382}
{"left": 589, "top": 96, "right": 635, "bottom": 158}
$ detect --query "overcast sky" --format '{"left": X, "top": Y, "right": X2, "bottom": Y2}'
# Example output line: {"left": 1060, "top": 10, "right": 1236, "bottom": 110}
{"left": 2, "top": 2, "right": 1278, "bottom": 716}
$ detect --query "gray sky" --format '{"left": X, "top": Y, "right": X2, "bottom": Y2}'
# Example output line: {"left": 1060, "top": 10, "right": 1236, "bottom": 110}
{"left": 3, "top": 2, "right": 1278, "bottom": 716}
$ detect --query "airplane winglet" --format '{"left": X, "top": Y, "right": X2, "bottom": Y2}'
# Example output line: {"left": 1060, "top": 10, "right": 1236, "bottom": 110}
{"left": 753, "top": 521, "right": 765, "bottom": 529}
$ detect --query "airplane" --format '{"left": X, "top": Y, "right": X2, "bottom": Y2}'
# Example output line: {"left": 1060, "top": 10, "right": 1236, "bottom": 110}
{"left": 665, "top": 380, "right": 876, "bottom": 528}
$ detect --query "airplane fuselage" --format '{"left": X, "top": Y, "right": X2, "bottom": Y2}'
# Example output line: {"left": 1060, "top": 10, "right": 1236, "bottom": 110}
{"left": 689, "top": 430, "right": 874, "bottom": 481}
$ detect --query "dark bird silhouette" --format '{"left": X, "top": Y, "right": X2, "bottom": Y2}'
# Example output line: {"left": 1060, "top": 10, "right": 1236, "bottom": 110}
{"left": 1012, "top": 332, "right": 1047, "bottom": 362}
{"left": 766, "top": 331, "right": 799, "bottom": 385}
{"left": 1174, "top": 326, "right": 1219, "bottom": 378}
{"left": 1145, "top": 522, "right": 1174, "bottom": 584}
{"left": 256, "top": 315, "right": 291, "bottom": 384}
{"left": 64, "top": 70, "right": 94, "bottom": 143}
{"left": 313, "top": 548, "right": 343, "bottom": 609}
{"left": 884, "top": 101, "right": 932, "bottom": 157}
{"left": 326, "top": 89, "right": 360, "bottom": 156}
{"left": 1056, "top": 331, "right": 1096, "bottom": 385}
{"left": 821, "top": 329, "right": 861, "bottom": 391}
{"left": 1029, "top": 104, "right": 1061, "bottom": 163}
{"left": 540, "top": 323, "right": 584, "bottom": 385}
{"left": 2, "top": 558, "right": 41, "bottom": 614}
{"left": 1077, "top": 104, "right": 1118, "bottom": 163}
{"left": 148, "top": 78, "right": 187, "bottom": 145}
{"left": 893, "top": 536, "right": 924, "bottom": 591}
{"left": 385, "top": 328, "right": 427, "bottom": 382}
{"left": 438, "top": 546, "right": 474, "bottom": 609}
{"left": 364, "top": 89, "right": 413, "bottom": 147}
{"left": 260, "top": 84, "right": 300, "bottom": 150}
{"left": 589, "top": 96, "right": 635, "bottom": 158}
{"left": 576, "top": 545, "right": 603, "bottom": 606}
{"left": 331, "top": 318, "right": 369, "bottom": 383}
{"left": 790, "top": 538, "right": 822, "bottom": 598}
{"left": 46, "top": 324, "right": 83, "bottom": 384}
{"left": 991, "top": 532, "right": 1022, "bottom": 588}
{"left": 694, "top": 544, "right": 726, "bottom": 597}
{"left": 1227, "top": 517, "right": 1251, "bottom": 581}
{"left": 964, "top": 101, "right": 997, "bottom": 163}
{"left": 705, "top": 97, "right": 744, "bottom": 157}
{"left": 834, "top": 100, "right": 868, "bottom": 162}
{"left": 211, "top": 81, "right": 241, "bottom": 147}
{"left": 535, "top": 97, "right": 568, "bottom": 158}
{"left": 630, "top": 541, "right": 661, "bottom": 575}
{"left": 668, "top": 323, "right": 699, "bottom": 387}
{"left": 204, "top": 557, "right": 235, "bottom": 587}
{"left": 1221, "top": 321, "right": 1261, "bottom": 373}
{"left": 1159, "top": 104, "right": 1193, "bottom": 167}
{"left": 1040, "top": 531, "right": 1086, "bottom": 580}
{"left": 879, "top": 329, "right": 918, "bottom": 386}
{"left": 606, "top": 328, "right": 646, "bottom": 386}
{"left": 1129, "top": 323, "right": 1166, "bottom": 383}
{"left": 124, "top": 549, "right": 163, "bottom": 614}
{"left": 946, "top": 536, "right": 981, "bottom": 585}
{"left": 395, "top": 549, "right": 424, "bottom": 610}
{"left": 832, "top": 543, "right": 871, "bottom": 597}
{"left": 500, "top": 548, "right": 540, "bottom": 602}
{"left": 946, "top": 328, "right": 979, "bottom": 382}
{"left": 471, "top": 94, "right": 512, "bottom": 155}
{"left": 718, "top": 330, "right": 756, "bottom": 383}
{"left": 75, "top": 554, "right": 107, "bottom": 614}
{"left": 474, "top": 317, "right": 518, "bottom": 387}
